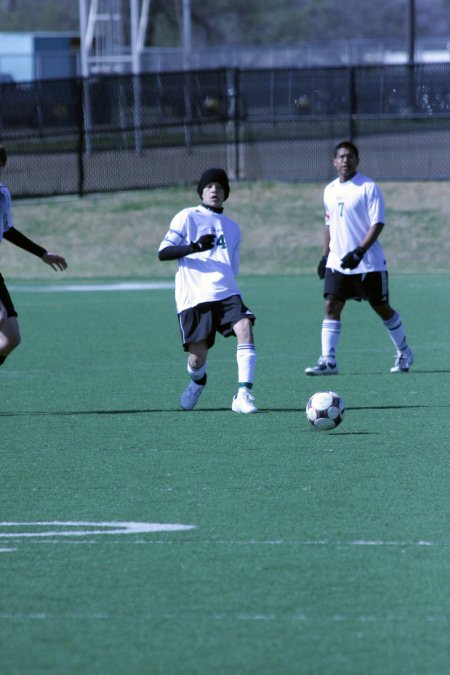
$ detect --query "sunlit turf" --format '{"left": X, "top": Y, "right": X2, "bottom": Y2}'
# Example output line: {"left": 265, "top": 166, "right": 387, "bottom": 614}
{"left": 0, "top": 274, "right": 449, "bottom": 673}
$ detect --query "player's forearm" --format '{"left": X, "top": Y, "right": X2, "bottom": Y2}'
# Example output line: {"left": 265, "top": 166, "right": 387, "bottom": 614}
{"left": 158, "top": 234, "right": 216, "bottom": 260}
{"left": 360, "top": 222, "right": 384, "bottom": 251}
{"left": 3, "top": 227, "right": 47, "bottom": 257}
{"left": 158, "top": 244, "right": 196, "bottom": 261}
{"left": 322, "top": 226, "right": 331, "bottom": 256}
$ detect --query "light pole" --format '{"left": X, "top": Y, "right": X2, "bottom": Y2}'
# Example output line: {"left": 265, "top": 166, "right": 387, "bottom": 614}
{"left": 407, "top": 0, "right": 416, "bottom": 65}
{"left": 182, "top": 0, "right": 192, "bottom": 68}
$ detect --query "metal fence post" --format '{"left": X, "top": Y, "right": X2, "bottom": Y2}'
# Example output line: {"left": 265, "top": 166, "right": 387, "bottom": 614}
{"left": 226, "top": 68, "right": 241, "bottom": 180}
{"left": 76, "top": 78, "right": 85, "bottom": 197}
{"left": 348, "top": 66, "right": 356, "bottom": 141}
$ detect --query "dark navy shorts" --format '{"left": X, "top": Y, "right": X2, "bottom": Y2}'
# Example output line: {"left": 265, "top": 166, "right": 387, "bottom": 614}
{"left": 324, "top": 268, "right": 389, "bottom": 306}
{"left": 178, "top": 294, "right": 255, "bottom": 350}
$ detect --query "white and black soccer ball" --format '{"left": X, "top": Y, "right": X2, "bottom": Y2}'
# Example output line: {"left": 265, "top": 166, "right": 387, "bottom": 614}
{"left": 305, "top": 390, "right": 346, "bottom": 430}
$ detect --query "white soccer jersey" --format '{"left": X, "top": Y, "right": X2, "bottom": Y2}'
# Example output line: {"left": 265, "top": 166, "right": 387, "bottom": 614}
{"left": 324, "top": 172, "right": 387, "bottom": 274}
{"left": 0, "top": 184, "right": 13, "bottom": 241}
{"left": 159, "top": 204, "right": 242, "bottom": 313}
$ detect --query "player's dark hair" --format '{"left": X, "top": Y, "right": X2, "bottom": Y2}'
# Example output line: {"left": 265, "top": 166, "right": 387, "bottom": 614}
{"left": 334, "top": 141, "right": 359, "bottom": 160}
{"left": 0, "top": 146, "right": 7, "bottom": 167}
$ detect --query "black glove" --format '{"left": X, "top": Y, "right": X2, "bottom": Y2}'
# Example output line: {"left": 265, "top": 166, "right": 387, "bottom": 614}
{"left": 317, "top": 255, "right": 327, "bottom": 279}
{"left": 340, "top": 246, "right": 365, "bottom": 270}
{"left": 191, "top": 234, "right": 216, "bottom": 252}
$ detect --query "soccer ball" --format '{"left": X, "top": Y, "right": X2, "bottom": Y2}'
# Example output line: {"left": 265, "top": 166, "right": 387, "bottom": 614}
{"left": 306, "top": 390, "right": 346, "bottom": 430}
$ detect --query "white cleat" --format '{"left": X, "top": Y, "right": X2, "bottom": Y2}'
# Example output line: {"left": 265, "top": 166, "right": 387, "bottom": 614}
{"left": 232, "top": 389, "right": 258, "bottom": 414}
{"left": 390, "top": 347, "right": 414, "bottom": 373}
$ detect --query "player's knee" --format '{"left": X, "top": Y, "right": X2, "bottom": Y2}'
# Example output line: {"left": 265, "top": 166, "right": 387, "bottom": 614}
{"left": 187, "top": 343, "right": 208, "bottom": 369}
{"left": 234, "top": 317, "right": 254, "bottom": 342}
{"left": 0, "top": 340, "right": 20, "bottom": 361}
{"left": 5, "top": 336, "right": 21, "bottom": 354}
{"left": 370, "top": 301, "right": 392, "bottom": 320}
{"left": 325, "top": 300, "right": 342, "bottom": 320}
{"left": 11, "top": 333, "right": 21, "bottom": 350}
{"left": 189, "top": 353, "right": 206, "bottom": 369}
{"left": 4, "top": 330, "right": 21, "bottom": 353}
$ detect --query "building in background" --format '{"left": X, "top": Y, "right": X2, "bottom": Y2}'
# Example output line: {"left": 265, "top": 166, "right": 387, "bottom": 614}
{"left": 1, "top": 30, "right": 450, "bottom": 83}
{"left": 0, "top": 32, "right": 79, "bottom": 82}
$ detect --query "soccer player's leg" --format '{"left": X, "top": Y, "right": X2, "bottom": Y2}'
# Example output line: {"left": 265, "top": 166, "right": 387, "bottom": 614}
{"left": 377, "top": 304, "right": 413, "bottom": 372}
{"left": 178, "top": 304, "right": 213, "bottom": 410}
{"left": 367, "top": 272, "right": 413, "bottom": 373}
{"left": 218, "top": 295, "right": 257, "bottom": 413}
{"left": 231, "top": 316, "right": 257, "bottom": 414}
{"left": 180, "top": 340, "right": 209, "bottom": 410}
{"left": 0, "top": 292, "right": 21, "bottom": 367}
{"left": 306, "top": 270, "right": 344, "bottom": 376}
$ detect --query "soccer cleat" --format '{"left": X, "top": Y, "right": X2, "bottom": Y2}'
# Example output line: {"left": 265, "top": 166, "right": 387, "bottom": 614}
{"left": 180, "top": 380, "right": 205, "bottom": 410}
{"left": 305, "top": 357, "right": 338, "bottom": 376}
{"left": 390, "top": 347, "right": 414, "bottom": 373}
{"left": 231, "top": 389, "right": 258, "bottom": 414}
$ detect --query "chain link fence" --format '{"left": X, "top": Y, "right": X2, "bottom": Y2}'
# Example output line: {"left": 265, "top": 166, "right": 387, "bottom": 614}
{"left": 1, "top": 63, "right": 450, "bottom": 198}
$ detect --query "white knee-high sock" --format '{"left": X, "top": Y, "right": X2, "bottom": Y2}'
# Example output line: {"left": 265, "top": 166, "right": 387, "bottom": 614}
{"left": 383, "top": 311, "right": 407, "bottom": 352}
{"left": 187, "top": 359, "right": 207, "bottom": 382}
{"left": 321, "top": 320, "right": 341, "bottom": 362}
{"left": 237, "top": 343, "right": 256, "bottom": 388}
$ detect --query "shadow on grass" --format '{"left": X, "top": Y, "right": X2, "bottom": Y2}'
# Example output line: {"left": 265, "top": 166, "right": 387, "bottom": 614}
{"left": 0, "top": 404, "right": 436, "bottom": 417}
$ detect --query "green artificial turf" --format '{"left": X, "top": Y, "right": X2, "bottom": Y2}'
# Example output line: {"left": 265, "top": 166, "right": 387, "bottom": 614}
{"left": 1, "top": 275, "right": 449, "bottom": 674}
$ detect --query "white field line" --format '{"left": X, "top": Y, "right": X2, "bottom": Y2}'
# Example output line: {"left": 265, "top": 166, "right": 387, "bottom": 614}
{"left": 0, "top": 611, "right": 449, "bottom": 623}
{"left": 0, "top": 521, "right": 195, "bottom": 538}
{"left": 0, "top": 523, "right": 441, "bottom": 551}
{"left": 9, "top": 282, "right": 174, "bottom": 293}
{"left": 20, "top": 538, "right": 439, "bottom": 550}
{"left": 0, "top": 540, "right": 442, "bottom": 551}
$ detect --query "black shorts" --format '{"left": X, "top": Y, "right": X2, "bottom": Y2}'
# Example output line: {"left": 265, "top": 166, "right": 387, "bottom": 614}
{"left": 0, "top": 274, "right": 18, "bottom": 318}
{"left": 324, "top": 268, "right": 389, "bottom": 306}
{"left": 178, "top": 294, "right": 255, "bottom": 350}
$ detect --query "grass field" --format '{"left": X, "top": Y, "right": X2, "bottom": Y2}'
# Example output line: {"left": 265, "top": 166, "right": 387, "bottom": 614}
{"left": 5, "top": 179, "right": 450, "bottom": 278}
{"left": 1, "top": 182, "right": 450, "bottom": 674}
{"left": 2, "top": 273, "right": 450, "bottom": 674}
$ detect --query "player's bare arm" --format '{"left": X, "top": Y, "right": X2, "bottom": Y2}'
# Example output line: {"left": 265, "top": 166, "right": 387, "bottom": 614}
{"left": 361, "top": 222, "right": 384, "bottom": 250}
{"left": 316, "top": 226, "right": 331, "bottom": 279}
{"left": 322, "top": 225, "right": 331, "bottom": 256}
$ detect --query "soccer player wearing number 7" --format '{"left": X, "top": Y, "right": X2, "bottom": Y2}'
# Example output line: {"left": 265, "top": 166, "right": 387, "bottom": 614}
{"left": 305, "top": 141, "right": 413, "bottom": 376}
{"left": 158, "top": 168, "right": 257, "bottom": 413}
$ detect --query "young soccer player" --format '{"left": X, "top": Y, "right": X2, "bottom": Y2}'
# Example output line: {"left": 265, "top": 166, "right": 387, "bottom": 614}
{"left": 0, "top": 145, "right": 68, "bottom": 367}
{"left": 306, "top": 140, "right": 413, "bottom": 375}
{"left": 158, "top": 167, "right": 257, "bottom": 413}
